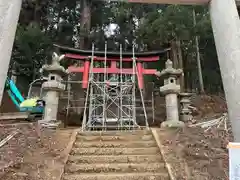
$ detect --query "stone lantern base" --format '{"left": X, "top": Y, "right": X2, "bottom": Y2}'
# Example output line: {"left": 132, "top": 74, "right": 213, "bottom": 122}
{"left": 38, "top": 119, "right": 62, "bottom": 129}
{"left": 180, "top": 113, "right": 193, "bottom": 122}
{"left": 161, "top": 120, "right": 185, "bottom": 128}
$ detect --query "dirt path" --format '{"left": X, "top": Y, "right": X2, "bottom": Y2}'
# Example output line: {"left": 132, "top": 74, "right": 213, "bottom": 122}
{"left": 0, "top": 124, "right": 77, "bottom": 180}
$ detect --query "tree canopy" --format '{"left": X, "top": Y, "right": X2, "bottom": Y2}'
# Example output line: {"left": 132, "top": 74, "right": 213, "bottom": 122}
{"left": 11, "top": 1, "right": 223, "bottom": 94}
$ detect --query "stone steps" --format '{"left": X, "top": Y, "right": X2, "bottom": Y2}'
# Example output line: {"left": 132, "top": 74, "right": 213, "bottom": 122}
{"left": 70, "top": 147, "right": 160, "bottom": 155}
{"left": 62, "top": 130, "right": 170, "bottom": 180}
{"left": 68, "top": 154, "right": 163, "bottom": 164}
{"left": 65, "top": 162, "right": 165, "bottom": 173}
{"left": 78, "top": 130, "right": 151, "bottom": 136}
{"left": 62, "top": 173, "right": 169, "bottom": 180}
{"left": 76, "top": 134, "right": 153, "bottom": 141}
{"left": 74, "top": 140, "right": 157, "bottom": 148}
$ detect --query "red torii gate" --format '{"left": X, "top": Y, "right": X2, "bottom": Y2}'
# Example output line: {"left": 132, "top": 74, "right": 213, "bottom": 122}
{"left": 54, "top": 44, "right": 169, "bottom": 90}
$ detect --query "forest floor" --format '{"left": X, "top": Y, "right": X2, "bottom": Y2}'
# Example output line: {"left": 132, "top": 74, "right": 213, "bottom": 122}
{"left": 0, "top": 94, "right": 231, "bottom": 180}
{"left": 158, "top": 126, "right": 231, "bottom": 180}
{"left": 157, "top": 94, "right": 231, "bottom": 180}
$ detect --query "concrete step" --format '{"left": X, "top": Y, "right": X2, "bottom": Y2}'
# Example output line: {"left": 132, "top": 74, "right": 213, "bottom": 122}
{"left": 78, "top": 130, "right": 151, "bottom": 136}
{"left": 74, "top": 140, "right": 157, "bottom": 148}
{"left": 0, "top": 112, "right": 29, "bottom": 120}
{"left": 70, "top": 147, "right": 160, "bottom": 156}
{"left": 62, "top": 172, "right": 169, "bottom": 180}
{"left": 65, "top": 162, "right": 165, "bottom": 173}
{"left": 76, "top": 134, "right": 154, "bottom": 142}
{"left": 68, "top": 154, "right": 163, "bottom": 164}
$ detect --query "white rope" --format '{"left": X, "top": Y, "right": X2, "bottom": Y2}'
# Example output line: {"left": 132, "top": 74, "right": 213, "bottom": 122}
{"left": 190, "top": 113, "right": 229, "bottom": 132}
{"left": 0, "top": 130, "right": 19, "bottom": 148}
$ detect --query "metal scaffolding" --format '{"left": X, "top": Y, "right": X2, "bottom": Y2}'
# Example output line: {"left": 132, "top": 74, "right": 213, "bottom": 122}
{"left": 81, "top": 43, "right": 148, "bottom": 131}
{"left": 60, "top": 74, "right": 86, "bottom": 126}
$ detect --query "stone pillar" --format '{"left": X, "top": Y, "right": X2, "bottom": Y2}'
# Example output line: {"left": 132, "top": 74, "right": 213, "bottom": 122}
{"left": 0, "top": 0, "right": 22, "bottom": 105}
{"left": 210, "top": 0, "right": 240, "bottom": 141}
{"left": 42, "top": 82, "right": 63, "bottom": 123}
{"left": 179, "top": 93, "right": 193, "bottom": 122}
{"left": 39, "top": 53, "right": 67, "bottom": 128}
{"left": 156, "top": 59, "right": 184, "bottom": 128}
{"left": 165, "top": 93, "right": 179, "bottom": 122}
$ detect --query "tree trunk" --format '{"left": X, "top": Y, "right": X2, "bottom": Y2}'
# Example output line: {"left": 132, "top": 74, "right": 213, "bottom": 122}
{"left": 184, "top": 54, "right": 191, "bottom": 91}
{"left": 171, "top": 40, "right": 185, "bottom": 91}
{"left": 193, "top": 9, "right": 205, "bottom": 94}
{"left": 73, "top": 0, "right": 92, "bottom": 115}
{"left": 170, "top": 41, "right": 178, "bottom": 68}
{"left": 176, "top": 39, "right": 185, "bottom": 92}
{"left": 79, "top": 0, "right": 91, "bottom": 49}
{"left": 11, "top": 62, "right": 17, "bottom": 84}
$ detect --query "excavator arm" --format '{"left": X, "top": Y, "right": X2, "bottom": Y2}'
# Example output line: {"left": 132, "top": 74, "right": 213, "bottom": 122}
{"left": 5, "top": 78, "right": 24, "bottom": 109}
{"left": 5, "top": 78, "right": 44, "bottom": 114}
{"left": 0, "top": 78, "right": 45, "bottom": 122}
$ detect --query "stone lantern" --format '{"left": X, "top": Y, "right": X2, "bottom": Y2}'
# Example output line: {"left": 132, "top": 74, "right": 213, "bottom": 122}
{"left": 39, "top": 52, "right": 67, "bottom": 128}
{"left": 179, "top": 93, "right": 193, "bottom": 122}
{"left": 156, "top": 59, "right": 184, "bottom": 128}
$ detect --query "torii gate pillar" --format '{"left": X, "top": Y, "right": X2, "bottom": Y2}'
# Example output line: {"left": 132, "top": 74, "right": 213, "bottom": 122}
{"left": 210, "top": 0, "right": 240, "bottom": 142}
{"left": 0, "top": 0, "right": 22, "bottom": 105}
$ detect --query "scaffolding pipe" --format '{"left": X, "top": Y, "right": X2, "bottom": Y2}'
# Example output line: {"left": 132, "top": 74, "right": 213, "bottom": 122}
{"left": 120, "top": 44, "right": 123, "bottom": 129}
{"left": 82, "top": 44, "right": 95, "bottom": 131}
{"left": 132, "top": 45, "right": 137, "bottom": 129}
{"left": 103, "top": 42, "right": 107, "bottom": 130}
{"left": 152, "top": 89, "right": 155, "bottom": 124}
{"left": 133, "top": 44, "right": 149, "bottom": 129}
{"left": 65, "top": 75, "right": 71, "bottom": 127}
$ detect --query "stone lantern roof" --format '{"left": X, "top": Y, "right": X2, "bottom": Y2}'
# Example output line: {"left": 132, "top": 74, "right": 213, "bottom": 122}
{"left": 40, "top": 52, "right": 68, "bottom": 77}
{"left": 155, "top": 59, "right": 183, "bottom": 78}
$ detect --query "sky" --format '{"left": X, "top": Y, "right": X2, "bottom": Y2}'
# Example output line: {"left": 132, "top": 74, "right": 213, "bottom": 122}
{"left": 105, "top": 23, "right": 118, "bottom": 37}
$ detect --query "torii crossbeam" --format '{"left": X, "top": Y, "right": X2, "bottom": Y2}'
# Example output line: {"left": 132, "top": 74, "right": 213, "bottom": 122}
{"left": 55, "top": 44, "right": 169, "bottom": 89}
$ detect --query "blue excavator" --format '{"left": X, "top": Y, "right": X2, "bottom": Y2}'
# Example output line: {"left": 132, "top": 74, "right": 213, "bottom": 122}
{"left": 1, "top": 77, "right": 46, "bottom": 121}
